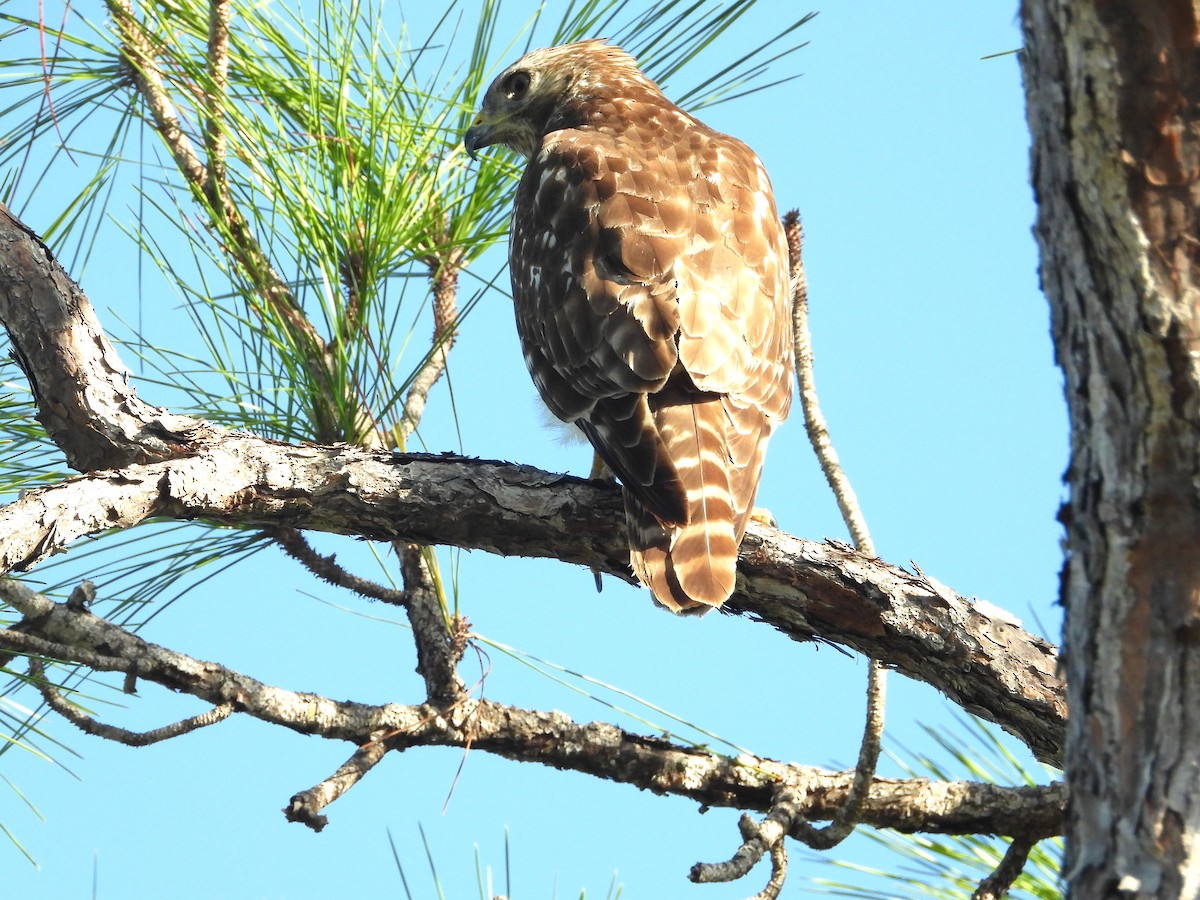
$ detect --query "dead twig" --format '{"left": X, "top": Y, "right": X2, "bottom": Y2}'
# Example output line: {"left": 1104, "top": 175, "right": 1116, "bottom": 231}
{"left": 689, "top": 791, "right": 803, "bottom": 897}
{"left": 272, "top": 527, "right": 407, "bottom": 606}
{"left": 284, "top": 740, "right": 392, "bottom": 832}
{"left": 30, "top": 657, "right": 233, "bottom": 745}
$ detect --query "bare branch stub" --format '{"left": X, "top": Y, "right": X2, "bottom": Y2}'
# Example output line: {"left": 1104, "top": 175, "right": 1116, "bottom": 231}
{"left": 689, "top": 792, "right": 804, "bottom": 895}
{"left": 284, "top": 740, "right": 391, "bottom": 832}
{"left": 970, "top": 835, "right": 1037, "bottom": 900}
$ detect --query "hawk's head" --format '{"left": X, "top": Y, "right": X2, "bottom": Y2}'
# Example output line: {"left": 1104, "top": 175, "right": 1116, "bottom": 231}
{"left": 464, "top": 39, "right": 655, "bottom": 160}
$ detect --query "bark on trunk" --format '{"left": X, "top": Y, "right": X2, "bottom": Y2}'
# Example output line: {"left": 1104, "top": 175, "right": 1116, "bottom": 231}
{"left": 1022, "top": 1, "right": 1200, "bottom": 894}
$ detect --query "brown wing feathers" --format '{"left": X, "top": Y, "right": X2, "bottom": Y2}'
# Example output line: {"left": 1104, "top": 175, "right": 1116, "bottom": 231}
{"left": 479, "top": 40, "right": 792, "bottom": 613}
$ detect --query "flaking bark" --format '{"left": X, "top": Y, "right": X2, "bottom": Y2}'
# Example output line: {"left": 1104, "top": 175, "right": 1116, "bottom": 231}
{"left": 0, "top": 196, "right": 1063, "bottom": 839}
{"left": 0, "top": 578, "right": 1064, "bottom": 838}
{"left": 1023, "top": 0, "right": 1200, "bottom": 892}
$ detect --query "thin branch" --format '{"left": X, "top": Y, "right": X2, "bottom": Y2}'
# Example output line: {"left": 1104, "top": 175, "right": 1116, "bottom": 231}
{"left": 398, "top": 542, "right": 468, "bottom": 702}
{"left": 107, "top": 0, "right": 209, "bottom": 189}
{"left": 784, "top": 210, "right": 873, "bottom": 553}
{"left": 789, "top": 658, "right": 887, "bottom": 849}
{"left": 284, "top": 740, "right": 391, "bottom": 832}
{"left": 398, "top": 250, "right": 464, "bottom": 446}
{"left": 780, "top": 210, "right": 886, "bottom": 855}
{"left": 971, "top": 835, "right": 1037, "bottom": 900}
{"left": 272, "top": 527, "right": 407, "bottom": 605}
{"left": 203, "top": 0, "right": 232, "bottom": 202}
{"left": 0, "top": 578, "right": 1067, "bottom": 837}
{"left": 29, "top": 657, "right": 233, "bottom": 745}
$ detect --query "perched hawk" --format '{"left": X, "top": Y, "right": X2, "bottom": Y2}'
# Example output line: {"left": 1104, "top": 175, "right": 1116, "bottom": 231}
{"left": 465, "top": 39, "right": 793, "bottom": 613}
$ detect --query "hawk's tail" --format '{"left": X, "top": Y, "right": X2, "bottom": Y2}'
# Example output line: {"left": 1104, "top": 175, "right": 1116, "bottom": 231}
{"left": 626, "top": 395, "right": 763, "bottom": 613}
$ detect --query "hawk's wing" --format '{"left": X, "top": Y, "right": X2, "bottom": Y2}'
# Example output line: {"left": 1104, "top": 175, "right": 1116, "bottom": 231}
{"left": 509, "top": 116, "right": 792, "bottom": 611}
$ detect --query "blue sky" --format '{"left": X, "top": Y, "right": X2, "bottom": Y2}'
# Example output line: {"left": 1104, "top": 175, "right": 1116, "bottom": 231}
{"left": 2, "top": 2, "right": 1061, "bottom": 897}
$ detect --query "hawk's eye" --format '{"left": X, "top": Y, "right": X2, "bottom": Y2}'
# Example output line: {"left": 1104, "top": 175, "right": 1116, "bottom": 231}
{"left": 503, "top": 70, "right": 531, "bottom": 101}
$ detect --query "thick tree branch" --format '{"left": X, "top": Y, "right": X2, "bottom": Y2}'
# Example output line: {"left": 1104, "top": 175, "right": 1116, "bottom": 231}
{"left": 0, "top": 439, "right": 1065, "bottom": 763}
{"left": 0, "top": 201, "right": 1064, "bottom": 764}
{"left": 0, "top": 204, "right": 203, "bottom": 469}
{"left": 0, "top": 579, "right": 1065, "bottom": 838}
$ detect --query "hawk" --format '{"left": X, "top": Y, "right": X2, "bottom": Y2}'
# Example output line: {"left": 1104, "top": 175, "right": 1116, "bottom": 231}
{"left": 465, "top": 39, "right": 793, "bottom": 613}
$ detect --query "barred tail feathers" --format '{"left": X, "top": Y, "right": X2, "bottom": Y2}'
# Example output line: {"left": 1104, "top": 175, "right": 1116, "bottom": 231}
{"left": 627, "top": 395, "right": 741, "bottom": 612}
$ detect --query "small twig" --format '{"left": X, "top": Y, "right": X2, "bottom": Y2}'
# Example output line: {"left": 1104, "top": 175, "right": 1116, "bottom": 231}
{"left": 28, "top": 658, "right": 233, "bottom": 745}
{"left": 284, "top": 739, "right": 391, "bottom": 832}
{"left": 785, "top": 210, "right": 874, "bottom": 555}
{"left": 780, "top": 210, "right": 887, "bottom": 853}
{"left": 272, "top": 526, "right": 407, "bottom": 606}
{"left": 690, "top": 793, "right": 803, "bottom": 894}
{"left": 971, "top": 835, "right": 1037, "bottom": 900}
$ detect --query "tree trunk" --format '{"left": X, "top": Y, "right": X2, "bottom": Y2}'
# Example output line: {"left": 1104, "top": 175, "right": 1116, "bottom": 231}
{"left": 1022, "top": 1, "right": 1200, "bottom": 894}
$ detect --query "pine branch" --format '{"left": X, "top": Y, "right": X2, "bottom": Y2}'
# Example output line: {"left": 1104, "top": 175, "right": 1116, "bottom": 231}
{"left": 0, "top": 198, "right": 1064, "bottom": 766}
{"left": 0, "top": 577, "right": 1065, "bottom": 839}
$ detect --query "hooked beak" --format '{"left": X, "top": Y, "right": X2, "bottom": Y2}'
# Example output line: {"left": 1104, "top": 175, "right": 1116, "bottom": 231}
{"left": 463, "top": 113, "right": 496, "bottom": 161}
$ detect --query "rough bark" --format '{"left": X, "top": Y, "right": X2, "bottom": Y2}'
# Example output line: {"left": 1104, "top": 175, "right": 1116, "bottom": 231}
{"left": 0, "top": 436, "right": 1065, "bottom": 761}
{"left": 0, "top": 206, "right": 201, "bottom": 468}
{"left": 1022, "top": 1, "right": 1200, "bottom": 894}
{"left": 0, "top": 577, "right": 1066, "bottom": 839}
{"left": 0, "top": 200, "right": 1067, "bottom": 766}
